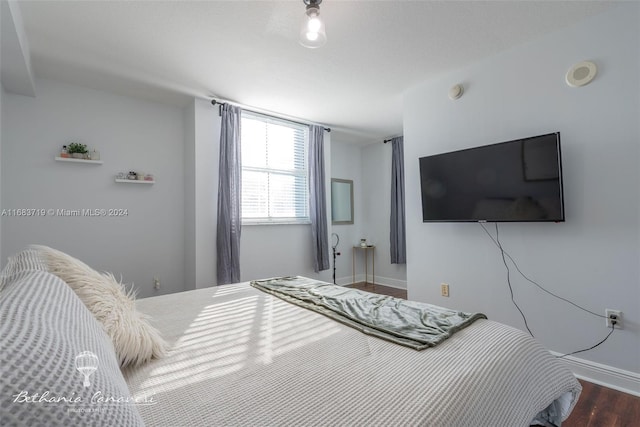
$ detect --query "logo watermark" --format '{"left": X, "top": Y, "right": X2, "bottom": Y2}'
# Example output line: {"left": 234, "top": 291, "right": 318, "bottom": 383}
{"left": 11, "top": 351, "right": 157, "bottom": 411}
{"left": 75, "top": 351, "right": 99, "bottom": 388}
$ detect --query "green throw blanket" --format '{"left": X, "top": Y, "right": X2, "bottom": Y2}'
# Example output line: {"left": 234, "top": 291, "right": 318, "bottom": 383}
{"left": 250, "top": 276, "right": 487, "bottom": 350}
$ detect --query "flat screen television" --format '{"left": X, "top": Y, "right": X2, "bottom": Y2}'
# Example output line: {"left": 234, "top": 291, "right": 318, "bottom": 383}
{"left": 419, "top": 132, "right": 564, "bottom": 222}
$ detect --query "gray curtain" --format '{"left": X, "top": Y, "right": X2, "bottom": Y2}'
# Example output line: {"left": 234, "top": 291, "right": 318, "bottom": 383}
{"left": 390, "top": 136, "right": 406, "bottom": 264}
{"left": 309, "top": 125, "right": 330, "bottom": 272}
{"left": 216, "top": 104, "right": 242, "bottom": 284}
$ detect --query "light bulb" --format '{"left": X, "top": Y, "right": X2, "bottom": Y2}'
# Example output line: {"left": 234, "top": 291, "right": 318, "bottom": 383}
{"left": 299, "top": 6, "right": 326, "bottom": 48}
{"left": 307, "top": 17, "right": 321, "bottom": 33}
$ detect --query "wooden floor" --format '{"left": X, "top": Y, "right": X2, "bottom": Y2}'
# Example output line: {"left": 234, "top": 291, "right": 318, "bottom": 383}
{"left": 563, "top": 380, "right": 640, "bottom": 427}
{"left": 347, "top": 281, "right": 407, "bottom": 298}
{"left": 347, "top": 282, "right": 640, "bottom": 427}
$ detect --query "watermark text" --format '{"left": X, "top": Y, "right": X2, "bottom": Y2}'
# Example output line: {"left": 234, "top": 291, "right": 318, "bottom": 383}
{"left": 1, "top": 208, "right": 128, "bottom": 217}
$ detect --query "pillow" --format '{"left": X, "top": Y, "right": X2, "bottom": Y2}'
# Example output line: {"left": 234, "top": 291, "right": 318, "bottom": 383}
{"left": 31, "top": 245, "right": 166, "bottom": 367}
{"left": 0, "top": 258, "right": 145, "bottom": 426}
{"left": 0, "top": 248, "right": 48, "bottom": 292}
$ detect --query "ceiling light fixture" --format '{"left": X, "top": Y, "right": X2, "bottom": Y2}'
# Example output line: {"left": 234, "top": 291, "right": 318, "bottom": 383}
{"left": 299, "top": 0, "right": 326, "bottom": 48}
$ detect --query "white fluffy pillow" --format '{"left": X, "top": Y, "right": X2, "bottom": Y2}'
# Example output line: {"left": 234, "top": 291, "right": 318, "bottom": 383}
{"left": 31, "top": 245, "right": 166, "bottom": 367}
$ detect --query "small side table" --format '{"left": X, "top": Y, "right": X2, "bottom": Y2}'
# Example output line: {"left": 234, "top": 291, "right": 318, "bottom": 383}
{"left": 352, "top": 245, "right": 375, "bottom": 285}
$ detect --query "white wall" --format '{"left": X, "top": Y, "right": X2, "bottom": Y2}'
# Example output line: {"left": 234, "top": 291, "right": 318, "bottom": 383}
{"left": 0, "top": 84, "right": 4, "bottom": 259}
{"left": 193, "top": 99, "right": 219, "bottom": 288}
{"left": 241, "top": 225, "right": 322, "bottom": 281}
{"left": 360, "top": 142, "right": 407, "bottom": 288}
{"left": 0, "top": 0, "right": 36, "bottom": 97}
{"left": 1, "top": 0, "right": 38, "bottom": 263}
{"left": 1, "top": 78, "right": 185, "bottom": 297}
{"left": 183, "top": 101, "right": 196, "bottom": 290}
{"left": 184, "top": 98, "right": 219, "bottom": 290}
{"left": 403, "top": 3, "right": 639, "bottom": 381}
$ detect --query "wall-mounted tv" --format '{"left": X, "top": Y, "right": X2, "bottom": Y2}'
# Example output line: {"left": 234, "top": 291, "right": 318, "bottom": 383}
{"left": 419, "top": 132, "right": 564, "bottom": 222}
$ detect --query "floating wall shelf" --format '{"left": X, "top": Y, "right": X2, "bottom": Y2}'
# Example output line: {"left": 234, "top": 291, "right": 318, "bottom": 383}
{"left": 55, "top": 157, "right": 103, "bottom": 164}
{"left": 115, "top": 179, "right": 155, "bottom": 185}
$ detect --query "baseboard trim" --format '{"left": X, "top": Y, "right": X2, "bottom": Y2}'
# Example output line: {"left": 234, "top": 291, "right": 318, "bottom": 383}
{"left": 335, "top": 276, "right": 353, "bottom": 286}
{"left": 336, "top": 274, "right": 407, "bottom": 290}
{"left": 335, "top": 275, "right": 407, "bottom": 290}
{"left": 372, "top": 276, "right": 407, "bottom": 290}
{"left": 552, "top": 352, "right": 640, "bottom": 397}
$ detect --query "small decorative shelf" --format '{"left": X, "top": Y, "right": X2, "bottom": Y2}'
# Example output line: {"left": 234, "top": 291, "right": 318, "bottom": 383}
{"left": 115, "top": 179, "right": 155, "bottom": 185}
{"left": 55, "top": 156, "right": 103, "bottom": 164}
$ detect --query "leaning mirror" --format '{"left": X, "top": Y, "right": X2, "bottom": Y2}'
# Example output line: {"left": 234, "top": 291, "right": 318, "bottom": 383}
{"left": 331, "top": 178, "right": 354, "bottom": 225}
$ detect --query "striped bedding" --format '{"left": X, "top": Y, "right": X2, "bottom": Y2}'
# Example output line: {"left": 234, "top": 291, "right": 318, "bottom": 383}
{"left": 123, "top": 280, "right": 581, "bottom": 426}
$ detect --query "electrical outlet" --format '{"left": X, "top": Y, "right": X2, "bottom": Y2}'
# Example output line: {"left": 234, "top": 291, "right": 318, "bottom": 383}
{"left": 153, "top": 277, "right": 160, "bottom": 290}
{"left": 440, "top": 283, "right": 450, "bottom": 297}
{"left": 605, "top": 309, "right": 622, "bottom": 329}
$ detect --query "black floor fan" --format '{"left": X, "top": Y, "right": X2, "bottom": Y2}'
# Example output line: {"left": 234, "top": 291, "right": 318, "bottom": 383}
{"left": 331, "top": 233, "right": 340, "bottom": 285}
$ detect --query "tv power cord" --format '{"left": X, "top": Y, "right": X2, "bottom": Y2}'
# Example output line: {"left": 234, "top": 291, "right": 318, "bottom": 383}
{"left": 479, "top": 222, "right": 615, "bottom": 358}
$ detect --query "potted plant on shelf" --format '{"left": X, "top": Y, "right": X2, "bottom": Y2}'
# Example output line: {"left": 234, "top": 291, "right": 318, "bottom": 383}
{"left": 68, "top": 142, "right": 88, "bottom": 159}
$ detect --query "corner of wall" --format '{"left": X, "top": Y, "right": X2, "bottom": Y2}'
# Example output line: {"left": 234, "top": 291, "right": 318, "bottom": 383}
{"left": 0, "top": 83, "right": 4, "bottom": 264}
{"left": 0, "top": 0, "right": 37, "bottom": 97}
{"left": 193, "top": 98, "right": 220, "bottom": 288}
{"left": 358, "top": 141, "right": 407, "bottom": 286}
{"left": 183, "top": 100, "right": 196, "bottom": 291}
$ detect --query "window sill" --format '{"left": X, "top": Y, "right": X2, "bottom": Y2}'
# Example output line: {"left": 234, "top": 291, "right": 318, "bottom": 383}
{"left": 242, "top": 220, "right": 311, "bottom": 226}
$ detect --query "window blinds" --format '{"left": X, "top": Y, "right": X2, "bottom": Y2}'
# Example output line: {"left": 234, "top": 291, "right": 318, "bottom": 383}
{"left": 241, "top": 111, "right": 309, "bottom": 224}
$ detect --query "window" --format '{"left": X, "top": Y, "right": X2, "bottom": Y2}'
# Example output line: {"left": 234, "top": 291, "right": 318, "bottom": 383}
{"left": 241, "top": 111, "right": 309, "bottom": 224}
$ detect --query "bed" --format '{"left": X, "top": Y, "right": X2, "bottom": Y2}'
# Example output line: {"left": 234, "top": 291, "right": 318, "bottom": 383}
{"left": 0, "top": 247, "right": 581, "bottom": 427}
{"left": 123, "top": 278, "right": 581, "bottom": 427}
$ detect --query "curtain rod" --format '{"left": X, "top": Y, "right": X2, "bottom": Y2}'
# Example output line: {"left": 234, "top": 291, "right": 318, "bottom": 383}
{"left": 211, "top": 99, "right": 331, "bottom": 133}
{"left": 383, "top": 135, "right": 403, "bottom": 144}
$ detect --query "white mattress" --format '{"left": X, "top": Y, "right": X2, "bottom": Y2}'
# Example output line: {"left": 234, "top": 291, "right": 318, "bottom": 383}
{"left": 123, "top": 282, "right": 581, "bottom": 426}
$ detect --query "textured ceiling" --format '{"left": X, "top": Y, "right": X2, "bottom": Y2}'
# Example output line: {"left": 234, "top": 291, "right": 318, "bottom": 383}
{"left": 16, "top": 1, "right": 616, "bottom": 144}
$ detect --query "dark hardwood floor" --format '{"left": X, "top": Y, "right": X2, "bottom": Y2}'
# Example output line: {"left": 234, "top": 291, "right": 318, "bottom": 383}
{"left": 347, "top": 282, "right": 640, "bottom": 427}
{"left": 347, "top": 281, "right": 407, "bottom": 298}
{"left": 564, "top": 379, "right": 640, "bottom": 427}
